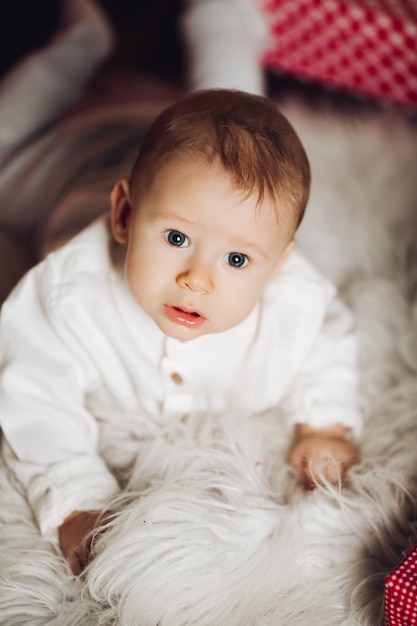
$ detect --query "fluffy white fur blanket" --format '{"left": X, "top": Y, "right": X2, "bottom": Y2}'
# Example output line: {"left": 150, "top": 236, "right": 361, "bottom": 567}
{"left": 1, "top": 99, "right": 417, "bottom": 626}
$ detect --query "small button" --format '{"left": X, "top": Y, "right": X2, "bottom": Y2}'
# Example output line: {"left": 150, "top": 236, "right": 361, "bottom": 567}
{"left": 171, "top": 372, "right": 183, "bottom": 385}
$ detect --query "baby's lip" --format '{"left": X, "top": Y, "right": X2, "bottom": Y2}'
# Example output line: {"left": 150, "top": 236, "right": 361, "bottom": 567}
{"left": 176, "top": 304, "right": 204, "bottom": 317}
{"left": 163, "top": 304, "right": 207, "bottom": 328}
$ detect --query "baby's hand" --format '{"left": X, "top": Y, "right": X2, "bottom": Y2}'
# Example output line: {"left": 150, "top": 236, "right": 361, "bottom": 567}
{"left": 289, "top": 424, "right": 360, "bottom": 488}
{"left": 58, "top": 510, "right": 112, "bottom": 575}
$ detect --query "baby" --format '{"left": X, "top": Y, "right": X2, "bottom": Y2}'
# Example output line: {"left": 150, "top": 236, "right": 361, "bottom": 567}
{"left": 0, "top": 89, "right": 361, "bottom": 575}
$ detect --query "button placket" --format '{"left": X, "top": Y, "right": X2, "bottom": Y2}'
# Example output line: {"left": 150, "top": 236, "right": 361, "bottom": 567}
{"left": 161, "top": 337, "right": 194, "bottom": 416}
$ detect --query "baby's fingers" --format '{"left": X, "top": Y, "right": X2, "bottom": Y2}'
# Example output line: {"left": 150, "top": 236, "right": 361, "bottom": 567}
{"left": 290, "top": 437, "right": 360, "bottom": 487}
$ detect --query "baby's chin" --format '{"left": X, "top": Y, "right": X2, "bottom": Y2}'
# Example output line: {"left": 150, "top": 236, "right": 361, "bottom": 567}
{"left": 159, "top": 321, "right": 212, "bottom": 342}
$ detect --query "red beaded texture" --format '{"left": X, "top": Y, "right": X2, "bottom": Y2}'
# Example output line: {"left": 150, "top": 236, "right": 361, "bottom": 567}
{"left": 385, "top": 546, "right": 417, "bottom": 626}
{"left": 263, "top": 0, "right": 417, "bottom": 107}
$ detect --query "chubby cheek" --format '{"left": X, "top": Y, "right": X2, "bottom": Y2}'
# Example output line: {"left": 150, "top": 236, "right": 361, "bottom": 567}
{"left": 219, "top": 282, "right": 262, "bottom": 328}
{"left": 123, "top": 248, "right": 163, "bottom": 309}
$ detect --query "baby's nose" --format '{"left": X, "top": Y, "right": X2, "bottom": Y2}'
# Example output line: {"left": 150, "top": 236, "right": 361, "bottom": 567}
{"left": 176, "top": 261, "right": 214, "bottom": 294}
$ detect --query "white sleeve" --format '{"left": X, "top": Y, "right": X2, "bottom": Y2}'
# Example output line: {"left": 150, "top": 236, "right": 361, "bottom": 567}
{"left": 180, "top": 0, "right": 268, "bottom": 94}
{"left": 280, "top": 296, "right": 363, "bottom": 438}
{"left": 0, "top": 262, "right": 120, "bottom": 537}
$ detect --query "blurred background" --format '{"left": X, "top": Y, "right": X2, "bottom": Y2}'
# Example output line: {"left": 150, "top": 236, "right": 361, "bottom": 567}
{"left": 1, "top": 0, "right": 395, "bottom": 113}
{"left": 0, "top": 1, "right": 184, "bottom": 82}
{"left": 0, "top": 0, "right": 415, "bottom": 303}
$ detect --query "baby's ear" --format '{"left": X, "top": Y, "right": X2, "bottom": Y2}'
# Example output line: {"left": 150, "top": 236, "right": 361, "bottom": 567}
{"left": 273, "top": 239, "right": 297, "bottom": 276}
{"left": 110, "top": 178, "right": 132, "bottom": 244}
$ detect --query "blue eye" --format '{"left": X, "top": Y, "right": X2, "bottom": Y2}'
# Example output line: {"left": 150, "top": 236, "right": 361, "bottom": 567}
{"left": 165, "top": 230, "right": 188, "bottom": 247}
{"left": 225, "top": 252, "right": 248, "bottom": 268}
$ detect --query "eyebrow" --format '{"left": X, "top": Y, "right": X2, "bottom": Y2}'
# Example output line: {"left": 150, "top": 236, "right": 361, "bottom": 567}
{"left": 229, "top": 237, "right": 268, "bottom": 259}
{"left": 153, "top": 211, "right": 196, "bottom": 227}
{"left": 154, "top": 211, "right": 268, "bottom": 259}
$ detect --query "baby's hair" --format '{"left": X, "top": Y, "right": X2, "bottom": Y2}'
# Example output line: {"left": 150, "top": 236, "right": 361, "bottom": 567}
{"left": 130, "top": 89, "right": 310, "bottom": 229}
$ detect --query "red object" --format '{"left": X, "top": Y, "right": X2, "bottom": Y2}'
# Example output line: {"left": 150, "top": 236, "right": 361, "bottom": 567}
{"left": 385, "top": 545, "right": 417, "bottom": 625}
{"left": 262, "top": 0, "right": 417, "bottom": 108}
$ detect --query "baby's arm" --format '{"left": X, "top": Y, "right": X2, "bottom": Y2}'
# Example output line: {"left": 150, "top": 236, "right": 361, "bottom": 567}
{"left": 0, "top": 258, "right": 120, "bottom": 542}
{"left": 289, "top": 423, "right": 360, "bottom": 487}
{"left": 279, "top": 285, "right": 362, "bottom": 487}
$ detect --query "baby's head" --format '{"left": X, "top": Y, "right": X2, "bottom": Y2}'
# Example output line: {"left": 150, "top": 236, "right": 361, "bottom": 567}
{"left": 129, "top": 89, "right": 309, "bottom": 229}
{"left": 111, "top": 89, "right": 310, "bottom": 341}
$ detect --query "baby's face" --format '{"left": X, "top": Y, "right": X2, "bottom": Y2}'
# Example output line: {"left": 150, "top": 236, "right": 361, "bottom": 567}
{"left": 111, "top": 158, "right": 295, "bottom": 341}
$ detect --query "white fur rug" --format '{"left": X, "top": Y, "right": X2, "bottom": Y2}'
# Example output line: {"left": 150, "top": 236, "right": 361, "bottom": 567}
{"left": 1, "top": 99, "right": 417, "bottom": 626}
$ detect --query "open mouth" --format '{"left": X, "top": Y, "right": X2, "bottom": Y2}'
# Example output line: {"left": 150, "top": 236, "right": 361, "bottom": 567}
{"left": 163, "top": 305, "right": 206, "bottom": 328}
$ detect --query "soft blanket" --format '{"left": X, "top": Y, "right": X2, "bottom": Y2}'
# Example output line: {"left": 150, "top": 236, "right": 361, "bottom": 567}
{"left": 1, "top": 97, "right": 417, "bottom": 626}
